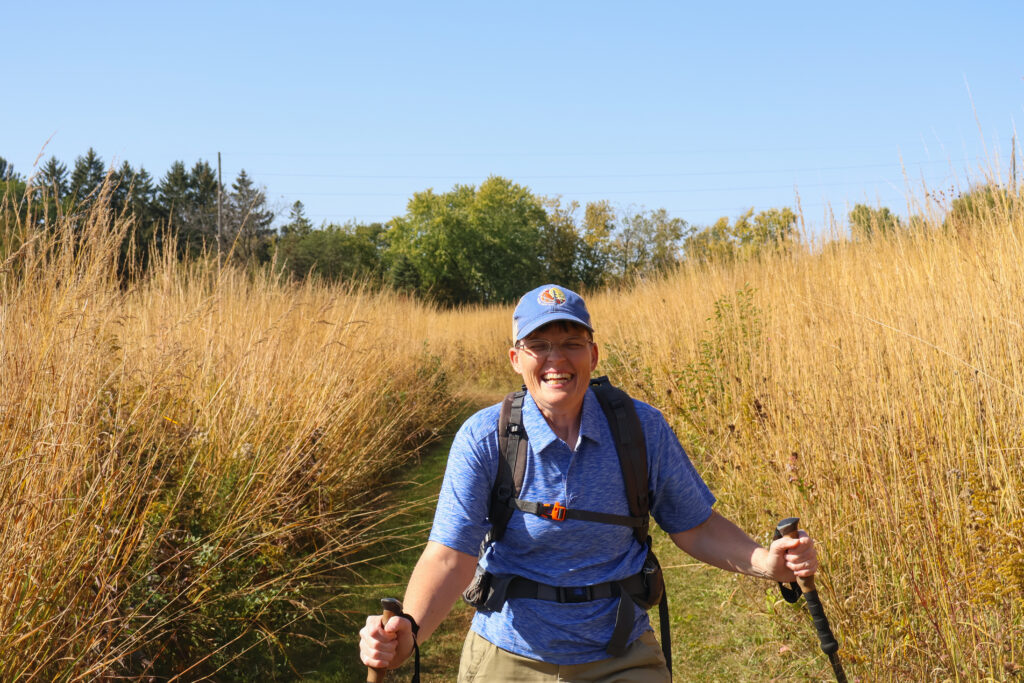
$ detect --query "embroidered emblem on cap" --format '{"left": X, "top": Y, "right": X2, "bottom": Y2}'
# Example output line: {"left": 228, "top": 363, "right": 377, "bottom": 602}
{"left": 537, "top": 287, "right": 567, "bottom": 305}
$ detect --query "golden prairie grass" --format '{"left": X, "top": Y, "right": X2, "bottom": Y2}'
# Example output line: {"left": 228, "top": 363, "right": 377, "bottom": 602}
{"left": 431, "top": 193, "right": 1023, "bottom": 680}
{"left": 0, "top": 196, "right": 454, "bottom": 679}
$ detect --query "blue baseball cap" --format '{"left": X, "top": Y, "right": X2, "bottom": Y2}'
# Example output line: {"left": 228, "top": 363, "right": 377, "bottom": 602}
{"left": 512, "top": 284, "right": 593, "bottom": 342}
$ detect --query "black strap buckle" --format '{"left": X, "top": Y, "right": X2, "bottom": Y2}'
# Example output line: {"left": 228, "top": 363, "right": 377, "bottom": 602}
{"left": 558, "top": 585, "right": 593, "bottom": 603}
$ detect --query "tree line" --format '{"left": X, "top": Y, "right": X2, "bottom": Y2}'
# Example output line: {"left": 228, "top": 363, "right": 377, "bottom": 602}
{"left": 2, "top": 150, "right": 1010, "bottom": 305}
{"left": 1, "top": 150, "right": 273, "bottom": 271}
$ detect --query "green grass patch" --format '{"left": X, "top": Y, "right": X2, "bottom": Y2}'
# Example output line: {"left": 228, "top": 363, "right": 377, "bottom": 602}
{"left": 299, "top": 405, "right": 480, "bottom": 682}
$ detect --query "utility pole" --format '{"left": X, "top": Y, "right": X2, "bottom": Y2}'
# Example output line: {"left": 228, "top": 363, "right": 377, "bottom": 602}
{"left": 217, "top": 151, "right": 223, "bottom": 262}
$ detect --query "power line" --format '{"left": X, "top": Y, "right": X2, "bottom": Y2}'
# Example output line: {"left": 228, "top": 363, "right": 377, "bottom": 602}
{"left": 279, "top": 174, "right": 962, "bottom": 199}
{"left": 251, "top": 156, "right": 982, "bottom": 182}
{"left": 221, "top": 140, "right": 948, "bottom": 159}
{"left": 300, "top": 198, "right": 920, "bottom": 224}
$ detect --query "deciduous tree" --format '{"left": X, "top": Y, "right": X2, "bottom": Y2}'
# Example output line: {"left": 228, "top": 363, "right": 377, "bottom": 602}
{"left": 849, "top": 203, "right": 900, "bottom": 240}
{"left": 386, "top": 175, "right": 547, "bottom": 305}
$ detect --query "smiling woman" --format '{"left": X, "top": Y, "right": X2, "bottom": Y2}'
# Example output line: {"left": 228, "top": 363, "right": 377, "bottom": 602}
{"left": 358, "top": 283, "right": 817, "bottom": 683}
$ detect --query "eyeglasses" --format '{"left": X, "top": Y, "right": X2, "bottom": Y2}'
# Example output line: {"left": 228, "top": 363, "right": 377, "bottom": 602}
{"left": 515, "top": 337, "right": 593, "bottom": 358}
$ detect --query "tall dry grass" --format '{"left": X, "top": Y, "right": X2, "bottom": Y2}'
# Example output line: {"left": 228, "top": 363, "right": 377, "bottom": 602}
{"left": 4, "top": 175, "right": 1022, "bottom": 680}
{"left": 433, "top": 193, "right": 1023, "bottom": 679}
{"left": 0, "top": 195, "right": 454, "bottom": 679}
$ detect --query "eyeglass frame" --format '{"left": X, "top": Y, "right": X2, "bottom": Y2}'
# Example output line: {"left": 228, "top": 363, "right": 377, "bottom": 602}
{"left": 513, "top": 336, "right": 595, "bottom": 358}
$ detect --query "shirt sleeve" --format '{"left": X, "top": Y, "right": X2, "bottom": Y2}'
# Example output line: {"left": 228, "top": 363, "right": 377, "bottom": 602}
{"left": 639, "top": 401, "right": 716, "bottom": 534}
{"left": 427, "top": 406, "right": 501, "bottom": 556}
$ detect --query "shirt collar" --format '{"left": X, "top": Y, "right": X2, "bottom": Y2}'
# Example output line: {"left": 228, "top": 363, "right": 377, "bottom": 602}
{"left": 522, "top": 387, "right": 604, "bottom": 453}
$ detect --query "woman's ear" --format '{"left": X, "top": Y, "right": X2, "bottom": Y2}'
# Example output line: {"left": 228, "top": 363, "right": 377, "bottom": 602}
{"left": 509, "top": 346, "right": 523, "bottom": 375}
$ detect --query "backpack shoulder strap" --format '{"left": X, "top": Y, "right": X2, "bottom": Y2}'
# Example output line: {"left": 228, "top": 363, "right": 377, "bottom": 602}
{"left": 489, "top": 387, "right": 528, "bottom": 543}
{"left": 589, "top": 376, "right": 650, "bottom": 544}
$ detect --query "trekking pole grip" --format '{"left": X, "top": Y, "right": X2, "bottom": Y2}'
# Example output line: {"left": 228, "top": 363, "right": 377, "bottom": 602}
{"left": 777, "top": 517, "right": 816, "bottom": 592}
{"left": 367, "top": 598, "right": 403, "bottom": 683}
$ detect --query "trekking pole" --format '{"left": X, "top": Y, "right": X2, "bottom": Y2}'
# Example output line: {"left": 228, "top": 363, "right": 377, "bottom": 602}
{"left": 367, "top": 598, "right": 403, "bottom": 683}
{"left": 776, "top": 517, "right": 848, "bottom": 683}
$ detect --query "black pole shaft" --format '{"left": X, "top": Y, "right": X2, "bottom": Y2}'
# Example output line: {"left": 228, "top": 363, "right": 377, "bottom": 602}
{"left": 803, "top": 589, "right": 847, "bottom": 683}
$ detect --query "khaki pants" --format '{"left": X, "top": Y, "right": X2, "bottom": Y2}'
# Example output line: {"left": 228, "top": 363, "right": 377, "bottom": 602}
{"left": 457, "top": 629, "right": 670, "bottom": 682}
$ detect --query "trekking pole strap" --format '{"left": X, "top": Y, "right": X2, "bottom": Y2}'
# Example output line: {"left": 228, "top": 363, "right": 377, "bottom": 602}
{"left": 392, "top": 612, "right": 422, "bottom": 683}
{"left": 658, "top": 588, "right": 672, "bottom": 677}
{"left": 408, "top": 616, "right": 421, "bottom": 683}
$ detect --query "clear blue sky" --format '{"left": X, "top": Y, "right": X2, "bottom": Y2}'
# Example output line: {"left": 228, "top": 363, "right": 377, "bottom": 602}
{"left": 4, "top": 1, "right": 1022, "bottom": 233}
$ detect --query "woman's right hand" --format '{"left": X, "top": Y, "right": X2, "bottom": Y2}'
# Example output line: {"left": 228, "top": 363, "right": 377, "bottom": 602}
{"left": 359, "top": 613, "right": 415, "bottom": 671}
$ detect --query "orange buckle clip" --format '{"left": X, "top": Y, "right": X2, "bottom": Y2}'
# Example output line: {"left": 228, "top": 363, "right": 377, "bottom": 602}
{"left": 546, "top": 502, "right": 567, "bottom": 521}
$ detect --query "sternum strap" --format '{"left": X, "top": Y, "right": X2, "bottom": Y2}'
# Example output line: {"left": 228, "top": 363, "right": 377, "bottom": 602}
{"left": 514, "top": 499, "right": 645, "bottom": 528}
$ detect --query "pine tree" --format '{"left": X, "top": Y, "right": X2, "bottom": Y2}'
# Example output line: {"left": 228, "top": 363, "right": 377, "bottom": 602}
{"left": 110, "top": 160, "right": 136, "bottom": 216}
{"left": 226, "top": 169, "right": 275, "bottom": 263}
{"left": 281, "top": 200, "right": 312, "bottom": 236}
{"left": 157, "top": 161, "right": 190, "bottom": 223}
{"left": 39, "top": 156, "right": 69, "bottom": 199}
{"left": 0, "top": 156, "right": 20, "bottom": 182}
{"left": 33, "top": 156, "right": 70, "bottom": 222}
{"left": 69, "top": 148, "right": 106, "bottom": 204}
{"left": 157, "top": 161, "right": 201, "bottom": 256}
{"left": 122, "top": 166, "right": 159, "bottom": 271}
{"left": 188, "top": 160, "right": 220, "bottom": 238}
{"left": 129, "top": 167, "right": 157, "bottom": 218}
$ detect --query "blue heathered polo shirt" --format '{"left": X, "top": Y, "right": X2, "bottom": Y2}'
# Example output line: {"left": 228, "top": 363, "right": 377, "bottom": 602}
{"left": 428, "top": 387, "right": 716, "bottom": 665}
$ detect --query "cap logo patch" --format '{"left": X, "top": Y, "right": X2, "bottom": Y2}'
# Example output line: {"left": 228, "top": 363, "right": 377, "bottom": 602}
{"left": 537, "top": 287, "right": 567, "bottom": 305}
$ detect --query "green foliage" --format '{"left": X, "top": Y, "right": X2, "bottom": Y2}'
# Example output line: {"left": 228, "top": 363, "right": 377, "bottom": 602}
{"left": 849, "top": 203, "right": 901, "bottom": 240}
{"left": 579, "top": 200, "right": 616, "bottom": 288}
{"left": 944, "top": 183, "right": 1016, "bottom": 234}
{"left": 3, "top": 148, "right": 745, "bottom": 298}
{"left": 539, "top": 197, "right": 587, "bottom": 286}
{"left": 122, "top": 476, "right": 313, "bottom": 680}
{"left": 386, "top": 175, "right": 549, "bottom": 305}
{"left": 614, "top": 207, "right": 690, "bottom": 279}
{"left": 0, "top": 156, "right": 19, "bottom": 182}
{"left": 186, "top": 160, "right": 220, "bottom": 239}
{"left": 157, "top": 160, "right": 199, "bottom": 254}
{"left": 671, "top": 286, "right": 763, "bottom": 448}
{"left": 33, "top": 156, "right": 71, "bottom": 224}
{"left": 39, "top": 156, "right": 69, "bottom": 197}
{"left": 281, "top": 200, "right": 313, "bottom": 236}
{"left": 0, "top": 158, "right": 29, "bottom": 233}
{"left": 69, "top": 147, "right": 107, "bottom": 206}
{"left": 683, "top": 215, "right": 735, "bottom": 265}
{"left": 276, "top": 220, "right": 386, "bottom": 283}
{"left": 740, "top": 207, "right": 797, "bottom": 254}
{"left": 225, "top": 169, "right": 275, "bottom": 263}
{"left": 684, "top": 207, "right": 796, "bottom": 264}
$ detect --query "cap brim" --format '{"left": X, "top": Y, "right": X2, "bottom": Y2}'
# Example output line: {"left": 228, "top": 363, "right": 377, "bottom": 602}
{"left": 515, "top": 313, "right": 593, "bottom": 341}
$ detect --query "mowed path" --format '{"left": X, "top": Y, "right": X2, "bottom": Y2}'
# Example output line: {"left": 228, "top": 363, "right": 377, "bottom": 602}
{"left": 304, "top": 398, "right": 835, "bottom": 682}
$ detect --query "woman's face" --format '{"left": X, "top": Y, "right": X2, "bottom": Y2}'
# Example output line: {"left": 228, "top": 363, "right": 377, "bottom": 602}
{"left": 509, "top": 322, "right": 598, "bottom": 422}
